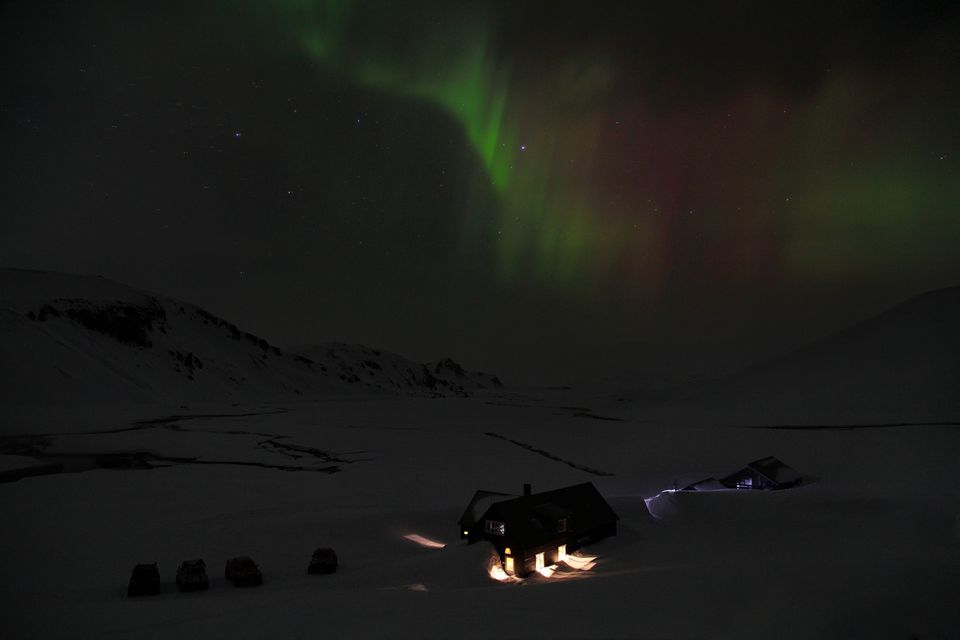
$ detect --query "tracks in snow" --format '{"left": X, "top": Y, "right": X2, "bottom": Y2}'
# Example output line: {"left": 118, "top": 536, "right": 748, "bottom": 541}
{"left": 484, "top": 431, "right": 615, "bottom": 477}
{"left": 0, "top": 408, "right": 355, "bottom": 483}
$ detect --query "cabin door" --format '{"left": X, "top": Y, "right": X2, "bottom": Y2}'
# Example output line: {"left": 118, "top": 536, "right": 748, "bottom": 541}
{"left": 535, "top": 552, "right": 545, "bottom": 572}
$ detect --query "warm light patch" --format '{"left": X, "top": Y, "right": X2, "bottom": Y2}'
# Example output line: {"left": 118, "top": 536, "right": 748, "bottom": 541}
{"left": 537, "top": 565, "right": 556, "bottom": 578}
{"left": 487, "top": 549, "right": 598, "bottom": 582}
{"left": 531, "top": 551, "right": 599, "bottom": 580}
{"left": 561, "top": 552, "right": 597, "bottom": 571}
{"left": 488, "top": 552, "right": 521, "bottom": 583}
{"left": 488, "top": 557, "right": 510, "bottom": 581}
{"left": 402, "top": 534, "right": 446, "bottom": 549}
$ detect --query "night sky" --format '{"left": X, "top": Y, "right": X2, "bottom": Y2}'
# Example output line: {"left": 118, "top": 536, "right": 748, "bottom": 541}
{"left": 2, "top": 1, "right": 958, "bottom": 382}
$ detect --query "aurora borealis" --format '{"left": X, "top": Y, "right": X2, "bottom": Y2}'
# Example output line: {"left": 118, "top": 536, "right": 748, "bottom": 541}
{"left": 256, "top": 0, "right": 959, "bottom": 297}
{"left": 2, "top": 0, "right": 958, "bottom": 378}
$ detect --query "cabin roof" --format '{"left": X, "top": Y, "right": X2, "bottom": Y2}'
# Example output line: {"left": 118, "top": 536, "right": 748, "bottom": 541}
{"left": 479, "top": 482, "right": 618, "bottom": 549}
{"left": 719, "top": 456, "right": 803, "bottom": 488}
{"left": 458, "top": 489, "right": 516, "bottom": 528}
{"left": 747, "top": 456, "right": 802, "bottom": 486}
{"left": 683, "top": 477, "right": 726, "bottom": 491}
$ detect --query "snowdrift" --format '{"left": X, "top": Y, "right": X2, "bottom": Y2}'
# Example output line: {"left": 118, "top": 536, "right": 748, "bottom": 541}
{"left": 666, "top": 285, "right": 960, "bottom": 423}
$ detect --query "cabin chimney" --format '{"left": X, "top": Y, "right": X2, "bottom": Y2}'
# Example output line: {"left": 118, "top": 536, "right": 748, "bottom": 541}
{"left": 523, "top": 483, "right": 531, "bottom": 497}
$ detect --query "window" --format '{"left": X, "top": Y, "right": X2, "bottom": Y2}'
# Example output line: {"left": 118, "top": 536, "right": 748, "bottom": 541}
{"left": 557, "top": 544, "right": 566, "bottom": 562}
{"left": 505, "top": 557, "right": 515, "bottom": 574}
{"left": 535, "top": 552, "right": 545, "bottom": 572}
{"left": 485, "top": 520, "right": 505, "bottom": 536}
{"left": 556, "top": 518, "right": 568, "bottom": 533}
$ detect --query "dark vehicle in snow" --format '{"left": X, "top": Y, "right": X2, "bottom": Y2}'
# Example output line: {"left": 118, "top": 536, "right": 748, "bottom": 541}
{"left": 176, "top": 559, "right": 209, "bottom": 591}
{"left": 308, "top": 547, "right": 338, "bottom": 574}
{"left": 127, "top": 563, "right": 160, "bottom": 596}
{"left": 225, "top": 556, "right": 263, "bottom": 586}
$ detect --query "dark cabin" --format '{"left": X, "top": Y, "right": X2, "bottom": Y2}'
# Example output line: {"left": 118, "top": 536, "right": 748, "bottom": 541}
{"left": 462, "top": 482, "right": 618, "bottom": 577}
{"left": 719, "top": 456, "right": 803, "bottom": 490}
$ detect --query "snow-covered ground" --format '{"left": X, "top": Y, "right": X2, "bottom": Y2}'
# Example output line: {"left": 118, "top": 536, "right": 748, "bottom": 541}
{"left": 1, "top": 392, "right": 958, "bottom": 639}
{"left": 2, "top": 270, "right": 958, "bottom": 638}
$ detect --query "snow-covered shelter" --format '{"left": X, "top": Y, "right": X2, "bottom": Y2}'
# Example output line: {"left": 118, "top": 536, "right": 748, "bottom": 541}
{"left": 462, "top": 482, "right": 618, "bottom": 577}
{"left": 719, "top": 456, "right": 803, "bottom": 490}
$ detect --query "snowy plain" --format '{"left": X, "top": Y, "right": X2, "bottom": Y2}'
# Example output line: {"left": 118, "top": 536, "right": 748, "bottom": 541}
{"left": 1, "top": 270, "right": 959, "bottom": 638}
{"left": 2, "top": 393, "right": 958, "bottom": 639}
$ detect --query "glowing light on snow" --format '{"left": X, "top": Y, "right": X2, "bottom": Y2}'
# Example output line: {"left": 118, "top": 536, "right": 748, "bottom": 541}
{"left": 561, "top": 552, "right": 597, "bottom": 571}
{"left": 488, "top": 559, "right": 511, "bottom": 581}
{"left": 487, "top": 551, "right": 598, "bottom": 582}
{"left": 537, "top": 565, "right": 556, "bottom": 578}
{"left": 402, "top": 534, "right": 446, "bottom": 549}
{"left": 488, "top": 553, "right": 523, "bottom": 583}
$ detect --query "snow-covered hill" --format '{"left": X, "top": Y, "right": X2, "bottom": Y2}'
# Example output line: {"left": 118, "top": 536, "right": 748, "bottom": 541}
{"left": 0, "top": 269, "right": 500, "bottom": 407}
{"left": 297, "top": 344, "right": 502, "bottom": 397}
{"left": 665, "top": 285, "right": 960, "bottom": 423}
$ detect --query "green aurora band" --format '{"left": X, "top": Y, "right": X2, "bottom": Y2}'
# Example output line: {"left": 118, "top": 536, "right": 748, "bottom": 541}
{"left": 250, "top": 1, "right": 959, "bottom": 298}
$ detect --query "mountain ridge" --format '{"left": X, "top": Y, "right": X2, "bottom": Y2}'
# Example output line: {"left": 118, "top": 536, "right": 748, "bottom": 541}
{"left": 0, "top": 268, "right": 501, "bottom": 406}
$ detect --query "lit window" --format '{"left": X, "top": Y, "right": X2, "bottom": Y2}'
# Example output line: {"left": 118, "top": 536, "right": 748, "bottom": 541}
{"left": 485, "top": 520, "right": 505, "bottom": 536}
{"left": 557, "top": 544, "right": 566, "bottom": 562}
{"left": 505, "top": 557, "right": 515, "bottom": 574}
{"left": 504, "top": 547, "right": 512, "bottom": 555}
